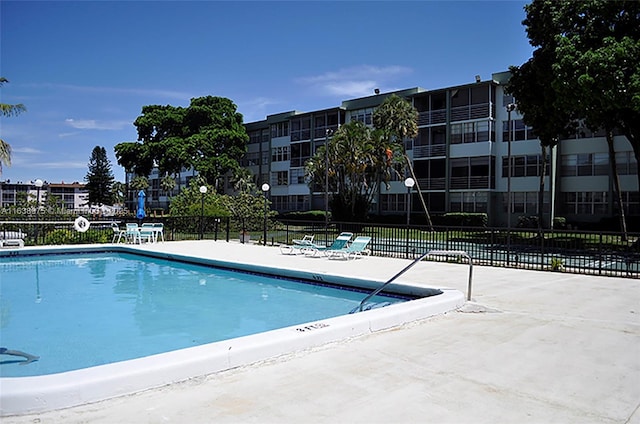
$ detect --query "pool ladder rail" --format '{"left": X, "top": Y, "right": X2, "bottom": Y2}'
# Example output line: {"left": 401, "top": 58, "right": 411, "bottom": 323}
{"left": 352, "top": 250, "right": 474, "bottom": 313}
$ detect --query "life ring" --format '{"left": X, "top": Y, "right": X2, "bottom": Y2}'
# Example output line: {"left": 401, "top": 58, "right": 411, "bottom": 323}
{"left": 74, "top": 216, "right": 90, "bottom": 232}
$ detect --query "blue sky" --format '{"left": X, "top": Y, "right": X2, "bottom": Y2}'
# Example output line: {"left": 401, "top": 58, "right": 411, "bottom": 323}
{"left": 1, "top": 0, "right": 533, "bottom": 184}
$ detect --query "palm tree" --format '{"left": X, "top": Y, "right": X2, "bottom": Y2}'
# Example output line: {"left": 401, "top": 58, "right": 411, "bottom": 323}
{"left": 129, "top": 176, "right": 150, "bottom": 192}
{"left": 231, "top": 168, "right": 256, "bottom": 194}
{"left": 160, "top": 175, "right": 177, "bottom": 196}
{"left": 112, "top": 181, "right": 126, "bottom": 206}
{"left": 373, "top": 94, "right": 433, "bottom": 229}
{"left": 0, "top": 141, "right": 11, "bottom": 174}
{"left": 306, "top": 121, "right": 387, "bottom": 222}
{"left": 0, "top": 77, "right": 26, "bottom": 174}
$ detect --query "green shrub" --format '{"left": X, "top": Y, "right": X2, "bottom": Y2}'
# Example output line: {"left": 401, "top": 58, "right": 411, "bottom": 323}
{"left": 439, "top": 213, "right": 488, "bottom": 228}
{"left": 553, "top": 217, "right": 567, "bottom": 229}
{"left": 518, "top": 215, "right": 539, "bottom": 229}
{"left": 278, "top": 210, "right": 329, "bottom": 222}
{"left": 550, "top": 257, "right": 565, "bottom": 271}
{"left": 43, "top": 228, "right": 110, "bottom": 245}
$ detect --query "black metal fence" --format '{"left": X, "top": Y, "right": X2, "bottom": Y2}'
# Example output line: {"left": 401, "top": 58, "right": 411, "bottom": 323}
{"left": 1, "top": 217, "right": 638, "bottom": 278}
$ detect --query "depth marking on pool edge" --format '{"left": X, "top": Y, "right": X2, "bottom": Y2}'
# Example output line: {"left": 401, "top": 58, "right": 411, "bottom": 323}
{"left": 311, "top": 274, "right": 325, "bottom": 282}
{"left": 295, "top": 323, "right": 330, "bottom": 332}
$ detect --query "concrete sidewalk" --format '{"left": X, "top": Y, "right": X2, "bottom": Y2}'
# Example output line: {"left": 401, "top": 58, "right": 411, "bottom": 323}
{"left": 5, "top": 240, "right": 640, "bottom": 423}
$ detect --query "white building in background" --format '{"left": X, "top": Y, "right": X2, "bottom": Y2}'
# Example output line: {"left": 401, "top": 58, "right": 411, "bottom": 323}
{"left": 134, "top": 71, "right": 638, "bottom": 228}
{"left": 0, "top": 181, "right": 122, "bottom": 215}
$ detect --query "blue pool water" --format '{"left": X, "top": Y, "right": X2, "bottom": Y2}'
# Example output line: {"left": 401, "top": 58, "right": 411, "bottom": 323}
{"left": 0, "top": 252, "right": 404, "bottom": 378}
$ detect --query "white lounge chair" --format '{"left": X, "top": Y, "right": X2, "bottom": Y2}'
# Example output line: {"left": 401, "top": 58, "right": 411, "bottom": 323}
{"left": 0, "top": 229, "right": 26, "bottom": 249}
{"left": 280, "top": 234, "right": 315, "bottom": 255}
{"left": 111, "top": 223, "right": 127, "bottom": 243}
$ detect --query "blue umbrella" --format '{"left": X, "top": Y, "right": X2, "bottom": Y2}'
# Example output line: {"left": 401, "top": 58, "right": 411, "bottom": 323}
{"left": 136, "top": 190, "right": 146, "bottom": 220}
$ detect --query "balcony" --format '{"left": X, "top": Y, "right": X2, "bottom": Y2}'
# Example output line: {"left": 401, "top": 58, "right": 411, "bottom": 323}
{"left": 417, "top": 103, "right": 492, "bottom": 126}
{"left": 413, "top": 144, "right": 446, "bottom": 158}
{"left": 450, "top": 176, "right": 492, "bottom": 190}
{"left": 416, "top": 177, "right": 446, "bottom": 190}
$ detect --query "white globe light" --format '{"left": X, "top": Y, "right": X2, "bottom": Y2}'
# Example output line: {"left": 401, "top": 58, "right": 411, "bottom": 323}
{"left": 404, "top": 177, "right": 415, "bottom": 189}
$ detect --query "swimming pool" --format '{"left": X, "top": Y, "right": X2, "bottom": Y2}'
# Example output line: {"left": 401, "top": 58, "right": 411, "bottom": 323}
{"left": 1, "top": 251, "right": 408, "bottom": 377}
{"left": 0, "top": 243, "right": 464, "bottom": 416}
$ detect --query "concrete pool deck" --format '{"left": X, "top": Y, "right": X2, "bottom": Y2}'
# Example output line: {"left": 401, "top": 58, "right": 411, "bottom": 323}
{"left": 3, "top": 240, "right": 639, "bottom": 423}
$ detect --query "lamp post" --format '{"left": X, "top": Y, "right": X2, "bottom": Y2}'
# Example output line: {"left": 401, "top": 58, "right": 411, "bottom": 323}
{"left": 261, "top": 183, "right": 270, "bottom": 246}
{"left": 404, "top": 177, "right": 415, "bottom": 258}
{"left": 506, "top": 103, "right": 516, "bottom": 263}
{"left": 199, "top": 185, "right": 207, "bottom": 240}
{"left": 34, "top": 179, "right": 43, "bottom": 244}
{"left": 324, "top": 128, "right": 332, "bottom": 230}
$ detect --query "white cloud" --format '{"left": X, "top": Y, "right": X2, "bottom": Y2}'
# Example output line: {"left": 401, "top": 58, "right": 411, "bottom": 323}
{"left": 29, "top": 82, "right": 193, "bottom": 101}
{"left": 297, "top": 65, "right": 413, "bottom": 97}
{"left": 11, "top": 147, "right": 42, "bottom": 154}
{"left": 58, "top": 131, "right": 81, "bottom": 138}
{"left": 65, "top": 118, "right": 130, "bottom": 131}
{"left": 238, "top": 96, "right": 281, "bottom": 122}
{"left": 32, "top": 161, "right": 87, "bottom": 169}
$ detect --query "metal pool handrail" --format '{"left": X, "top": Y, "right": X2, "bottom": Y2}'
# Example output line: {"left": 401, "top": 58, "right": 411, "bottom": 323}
{"left": 353, "top": 250, "right": 474, "bottom": 313}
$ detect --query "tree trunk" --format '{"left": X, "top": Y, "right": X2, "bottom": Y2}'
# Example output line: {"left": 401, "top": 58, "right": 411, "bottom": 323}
{"left": 537, "top": 144, "right": 547, "bottom": 235}
{"left": 606, "top": 129, "right": 628, "bottom": 241}
{"left": 403, "top": 154, "right": 433, "bottom": 230}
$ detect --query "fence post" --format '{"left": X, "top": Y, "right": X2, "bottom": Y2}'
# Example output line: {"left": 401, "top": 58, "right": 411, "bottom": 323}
{"left": 598, "top": 232, "right": 603, "bottom": 276}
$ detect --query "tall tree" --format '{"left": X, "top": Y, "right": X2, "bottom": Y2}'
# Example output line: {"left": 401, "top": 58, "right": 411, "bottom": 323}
{"left": 182, "top": 96, "right": 249, "bottom": 189}
{"left": 513, "top": 0, "right": 639, "bottom": 236}
{"left": 116, "top": 96, "right": 249, "bottom": 193}
{"left": 373, "top": 94, "right": 433, "bottom": 229}
{"left": 508, "top": 46, "right": 576, "bottom": 230}
{"left": 0, "top": 77, "right": 26, "bottom": 174}
{"left": 84, "top": 146, "right": 115, "bottom": 206}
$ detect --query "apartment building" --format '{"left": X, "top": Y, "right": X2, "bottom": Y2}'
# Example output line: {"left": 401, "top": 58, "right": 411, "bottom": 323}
{"left": 141, "top": 71, "right": 638, "bottom": 227}
{"left": 0, "top": 180, "right": 88, "bottom": 211}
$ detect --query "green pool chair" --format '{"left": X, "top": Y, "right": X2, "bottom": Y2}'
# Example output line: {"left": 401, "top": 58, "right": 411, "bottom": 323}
{"left": 327, "top": 236, "right": 372, "bottom": 260}
{"left": 305, "top": 232, "right": 353, "bottom": 257}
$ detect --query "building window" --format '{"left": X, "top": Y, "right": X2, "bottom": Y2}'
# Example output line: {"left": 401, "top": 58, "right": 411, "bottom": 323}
{"left": 248, "top": 130, "right": 262, "bottom": 144}
{"left": 380, "top": 193, "right": 407, "bottom": 212}
{"left": 271, "top": 146, "right": 290, "bottom": 162}
{"left": 272, "top": 171, "right": 288, "bottom": 186}
{"left": 242, "top": 152, "right": 260, "bottom": 167}
{"left": 624, "top": 191, "right": 640, "bottom": 215}
{"left": 450, "top": 120, "right": 493, "bottom": 144}
{"left": 450, "top": 191, "right": 488, "bottom": 213}
{"left": 503, "top": 191, "right": 549, "bottom": 215}
{"left": 502, "top": 154, "right": 549, "bottom": 178}
{"left": 270, "top": 122, "right": 289, "bottom": 138}
{"left": 563, "top": 191, "right": 608, "bottom": 215}
{"left": 450, "top": 156, "right": 492, "bottom": 189}
{"left": 290, "top": 142, "right": 311, "bottom": 167}
{"left": 503, "top": 119, "right": 536, "bottom": 142}
{"left": 615, "top": 151, "right": 638, "bottom": 175}
{"left": 349, "top": 108, "right": 373, "bottom": 126}
{"left": 561, "top": 153, "right": 610, "bottom": 177}
{"left": 289, "top": 168, "right": 306, "bottom": 185}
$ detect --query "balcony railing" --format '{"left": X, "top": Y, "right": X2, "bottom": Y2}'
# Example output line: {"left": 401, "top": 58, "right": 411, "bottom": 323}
{"left": 416, "top": 177, "right": 446, "bottom": 190}
{"left": 413, "top": 144, "right": 446, "bottom": 158}
{"left": 450, "top": 176, "right": 491, "bottom": 190}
